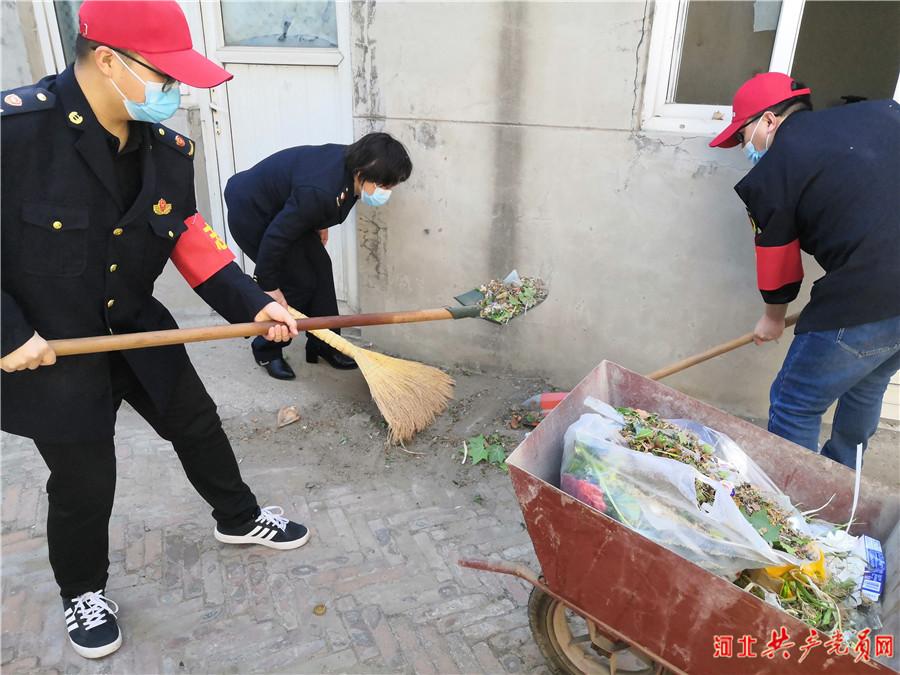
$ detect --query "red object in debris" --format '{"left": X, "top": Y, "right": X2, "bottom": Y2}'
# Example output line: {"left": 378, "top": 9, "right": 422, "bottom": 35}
{"left": 560, "top": 474, "right": 607, "bottom": 513}
{"left": 522, "top": 392, "right": 569, "bottom": 413}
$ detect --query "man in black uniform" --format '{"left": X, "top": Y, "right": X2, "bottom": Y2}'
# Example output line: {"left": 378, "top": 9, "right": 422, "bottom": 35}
{"left": 225, "top": 133, "right": 412, "bottom": 379}
{"left": 1, "top": 0, "right": 310, "bottom": 659}
{"left": 710, "top": 72, "right": 900, "bottom": 468}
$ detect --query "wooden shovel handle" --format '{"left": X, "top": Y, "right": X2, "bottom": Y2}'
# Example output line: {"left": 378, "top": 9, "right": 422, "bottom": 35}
{"left": 647, "top": 313, "right": 800, "bottom": 381}
{"left": 47, "top": 306, "right": 472, "bottom": 357}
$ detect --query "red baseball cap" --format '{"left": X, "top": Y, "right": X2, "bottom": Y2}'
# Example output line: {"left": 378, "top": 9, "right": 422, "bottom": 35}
{"left": 709, "top": 72, "right": 811, "bottom": 148}
{"left": 79, "top": 0, "right": 232, "bottom": 88}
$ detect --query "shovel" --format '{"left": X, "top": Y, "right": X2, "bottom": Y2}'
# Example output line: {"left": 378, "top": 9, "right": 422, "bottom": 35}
{"left": 47, "top": 272, "right": 548, "bottom": 357}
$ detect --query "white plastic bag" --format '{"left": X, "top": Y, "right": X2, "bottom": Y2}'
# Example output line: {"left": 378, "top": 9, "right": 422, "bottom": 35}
{"left": 561, "top": 401, "right": 812, "bottom": 579}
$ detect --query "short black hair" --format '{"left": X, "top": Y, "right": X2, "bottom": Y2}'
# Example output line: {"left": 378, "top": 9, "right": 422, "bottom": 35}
{"left": 763, "top": 79, "right": 814, "bottom": 117}
{"left": 75, "top": 35, "right": 103, "bottom": 62}
{"left": 345, "top": 133, "right": 412, "bottom": 186}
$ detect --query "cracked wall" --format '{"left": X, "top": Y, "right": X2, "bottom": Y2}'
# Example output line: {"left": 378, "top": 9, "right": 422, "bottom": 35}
{"left": 349, "top": 1, "right": 816, "bottom": 419}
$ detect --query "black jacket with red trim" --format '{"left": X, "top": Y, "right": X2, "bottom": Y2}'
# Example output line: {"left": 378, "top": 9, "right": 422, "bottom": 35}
{"left": 735, "top": 99, "right": 900, "bottom": 334}
{"left": 1, "top": 67, "right": 270, "bottom": 441}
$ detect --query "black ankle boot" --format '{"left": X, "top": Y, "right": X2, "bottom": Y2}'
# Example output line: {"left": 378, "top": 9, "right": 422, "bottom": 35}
{"left": 259, "top": 357, "right": 296, "bottom": 380}
{"left": 306, "top": 342, "right": 358, "bottom": 370}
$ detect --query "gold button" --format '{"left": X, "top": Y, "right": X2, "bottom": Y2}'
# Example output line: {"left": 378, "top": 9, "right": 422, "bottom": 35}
{"left": 158, "top": 128, "right": 165, "bottom": 136}
{"left": 109, "top": 264, "right": 118, "bottom": 272}
{"left": 52, "top": 220, "right": 63, "bottom": 230}
{"left": 113, "top": 227, "right": 124, "bottom": 236}
{"left": 168, "top": 230, "right": 174, "bottom": 238}
{"left": 36, "top": 92, "right": 47, "bottom": 102}
{"left": 106, "top": 299, "right": 115, "bottom": 308}
{"left": 68, "top": 111, "right": 83, "bottom": 125}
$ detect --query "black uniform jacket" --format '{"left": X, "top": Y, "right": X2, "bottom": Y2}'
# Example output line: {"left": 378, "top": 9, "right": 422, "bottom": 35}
{"left": 224, "top": 144, "right": 357, "bottom": 291}
{"left": 735, "top": 99, "right": 900, "bottom": 334}
{"left": 1, "top": 67, "right": 269, "bottom": 442}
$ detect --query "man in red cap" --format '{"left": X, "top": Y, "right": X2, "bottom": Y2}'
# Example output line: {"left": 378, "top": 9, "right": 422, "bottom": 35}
{"left": 1, "top": 0, "right": 312, "bottom": 659}
{"left": 710, "top": 72, "right": 900, "bottom": 469}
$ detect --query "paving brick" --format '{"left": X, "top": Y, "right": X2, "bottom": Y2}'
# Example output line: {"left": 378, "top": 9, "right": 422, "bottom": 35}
{"left": 124, "top": 522, "right": 145, "bottom": 573}
{"left": 473, "top": 641, "right": 506, "bottom": 674}
{"left": 388, "top": 616, "right": 436, "bottom": 674}
{"left": 413, "top": 530, "right": 453, "bottom": 582}
{"left": 347, "top": 511, "right": 382, "bottom": 559}
{"left": 268, "top": 572, "right": 299, "bottom": 631}
{"left": 410, "top": 593, "right": 487, "bottom": 624}
{"left": 197, "top": 548, "right": 224, "bottom": 607}
{"left": 1, "top": 484, "right": 21, "bottom": 525}
{"left": 367, "top": 518, "right": 407, "bottom": 567}
{"left": 446, "top": 632, "right": 482, "bottom": 674}
{"left": 417, "top": 622, "right": 459, "bottom": 674}
{"left": 462, "top": 610, "right": 531, "bottom": 643}
{"left": 436, "top": 598, "right": 517, "bottom": 634}
{"left": 14, "top": 487, "right": 39, "bottom": 531}
{"left": 363, "top": 606, "right": 404, "bottom": 669}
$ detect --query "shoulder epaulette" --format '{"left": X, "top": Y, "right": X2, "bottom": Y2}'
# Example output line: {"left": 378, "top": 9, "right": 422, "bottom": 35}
{"left": 152, "top": 124, "right": 195, "bottom": 159}
{"left": 1, "top": 85, "right": 55, "bottom": 117}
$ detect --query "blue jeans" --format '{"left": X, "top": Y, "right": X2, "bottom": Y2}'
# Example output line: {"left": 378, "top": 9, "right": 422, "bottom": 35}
{"left": 769, "top": 315, "right": 900, "bottom": 468}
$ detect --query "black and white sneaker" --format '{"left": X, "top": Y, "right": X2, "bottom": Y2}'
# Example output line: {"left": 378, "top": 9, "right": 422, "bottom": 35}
{"left": 63, "top": 590, "right": 122, "bottom": 659}
{"left": 214, "top": 506, "right": 310, "bottom": 550}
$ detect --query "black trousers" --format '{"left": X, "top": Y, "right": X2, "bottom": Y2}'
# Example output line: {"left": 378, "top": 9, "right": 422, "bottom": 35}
{"left": 34, "top": 354, "right": 258, "bottom": 598}
{"left": 236, "top": 230, "right": 341, "bottom": 363}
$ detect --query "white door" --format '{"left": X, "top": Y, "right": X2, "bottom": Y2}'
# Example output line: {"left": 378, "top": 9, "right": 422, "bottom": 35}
{"left": 197, "top": 0, "right": 358, "bottom": 309}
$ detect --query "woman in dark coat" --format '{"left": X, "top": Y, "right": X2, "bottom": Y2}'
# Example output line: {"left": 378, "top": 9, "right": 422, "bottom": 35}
{"left": 226, "top": 132, "right": 412, "bottom": 379}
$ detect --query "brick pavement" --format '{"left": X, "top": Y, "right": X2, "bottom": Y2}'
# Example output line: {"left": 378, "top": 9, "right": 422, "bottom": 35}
{"left": 1, "top": 332, "right": 552, "bottom": 674}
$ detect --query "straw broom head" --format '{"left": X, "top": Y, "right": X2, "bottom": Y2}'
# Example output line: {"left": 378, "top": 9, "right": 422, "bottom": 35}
{"left": 288, "top": 307, "right": 455, "bottom": 445}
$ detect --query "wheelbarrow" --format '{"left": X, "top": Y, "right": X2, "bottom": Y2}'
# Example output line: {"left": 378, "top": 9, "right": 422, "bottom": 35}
{"left": 460, "top": 361, "right": 899, "bottom": 674}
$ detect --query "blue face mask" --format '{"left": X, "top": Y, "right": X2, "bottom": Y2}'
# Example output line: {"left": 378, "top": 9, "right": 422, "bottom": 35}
{"left": 743, "top": 117, "right": 770, "bottom": 165}
{"left": 111, "top": 52, "right": 180, "bottom": 124}
{"left": 361, "top": 185, "right": 392, "bottom": 207}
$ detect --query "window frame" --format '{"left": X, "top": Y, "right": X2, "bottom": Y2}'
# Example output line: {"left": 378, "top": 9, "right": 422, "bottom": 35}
{"left": 641, "top": 0, "right": 807, "bottom": 135}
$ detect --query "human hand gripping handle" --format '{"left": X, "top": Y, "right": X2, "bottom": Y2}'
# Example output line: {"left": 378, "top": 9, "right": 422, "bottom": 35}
{"left": 0, "top": 332, "right": 57, "bottom": 372}
{"left": 254, "top": 302, "right": 299, "bottom": 342}
{"left": 753, "top": 304, "right": 789, "bottom": 345}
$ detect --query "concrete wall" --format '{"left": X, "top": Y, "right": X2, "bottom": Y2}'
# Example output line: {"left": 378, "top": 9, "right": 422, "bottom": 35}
{"left": 349, "top": 0, "right": 817, "bottom": 419}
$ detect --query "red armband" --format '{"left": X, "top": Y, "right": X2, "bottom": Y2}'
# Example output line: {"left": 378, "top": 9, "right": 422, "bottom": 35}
{"left": 756, "top": 239, "right": 803, "bottom": 291}
{"left": 171, "top": 213, "right": 236, "bottom": 288}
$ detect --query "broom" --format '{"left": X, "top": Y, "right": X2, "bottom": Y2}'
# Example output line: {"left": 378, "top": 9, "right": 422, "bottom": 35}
{"left": 286, "top": 306, "right": 455, "bottom": 445}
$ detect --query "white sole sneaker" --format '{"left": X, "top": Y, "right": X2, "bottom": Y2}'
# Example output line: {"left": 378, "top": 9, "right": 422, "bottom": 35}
{"left": 213, "top": 527, "right": 310, "bottom": 550}
{"left": 69, "top": 628, "right": 122, "bottom": 659}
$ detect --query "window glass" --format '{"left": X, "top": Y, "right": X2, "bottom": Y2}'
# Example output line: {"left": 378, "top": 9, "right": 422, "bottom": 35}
{"left": 221, "top": 1, "right": 337, "bottom": 48}
{"left": 792, "top": 1, "right": 900, "bottom": 107}
{"left": 673, "top": 1, "right": 781, "bottom": 104}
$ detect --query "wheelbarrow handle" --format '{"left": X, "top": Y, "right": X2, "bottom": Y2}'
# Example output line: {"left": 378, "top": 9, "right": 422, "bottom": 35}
{"left": 47, "top": 305, "right": 482, "bottom": 357}
{"left": 647, "top": 313, "right": 800, "bottom": 381}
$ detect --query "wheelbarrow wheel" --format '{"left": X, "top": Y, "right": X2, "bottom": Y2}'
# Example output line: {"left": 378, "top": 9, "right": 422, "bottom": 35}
{"left": 527, "top": 587, "right": 667, "bottom": 675}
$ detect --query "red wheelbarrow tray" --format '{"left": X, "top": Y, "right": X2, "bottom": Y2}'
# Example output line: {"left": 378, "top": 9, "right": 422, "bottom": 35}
{"left": 503, "top": 361, "right": 898, "bottom": 675}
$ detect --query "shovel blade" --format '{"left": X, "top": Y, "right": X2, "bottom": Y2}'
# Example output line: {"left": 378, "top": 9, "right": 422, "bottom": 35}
{"left": 454, "top": 271, "right": 548, "bottom": 325}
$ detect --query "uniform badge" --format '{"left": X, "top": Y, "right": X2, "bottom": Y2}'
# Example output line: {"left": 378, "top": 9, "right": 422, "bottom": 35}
{"left": 4, "top": 94, "right": 22, "bottom": 107}
{"left": 175, "top": 135, "right": 186, "bottom": 147}
{"left": 187, "top": 140, "right": 195, "bottom": 157}
{"left": 153, "top": 198, "right": 173, "bottom": 216}
{"left": 747, "top": 211, "right": 761, "bottom": 236}
{"left": 68, "top": 111, "right": 83, "bottom": 125}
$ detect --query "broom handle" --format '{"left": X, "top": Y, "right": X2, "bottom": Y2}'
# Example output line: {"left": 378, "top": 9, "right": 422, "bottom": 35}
{"left": 647, "top": 313, "right": 800, "bottom": 381}
{"left": 47, "top": 306, "right": 480, "bottom": 357}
